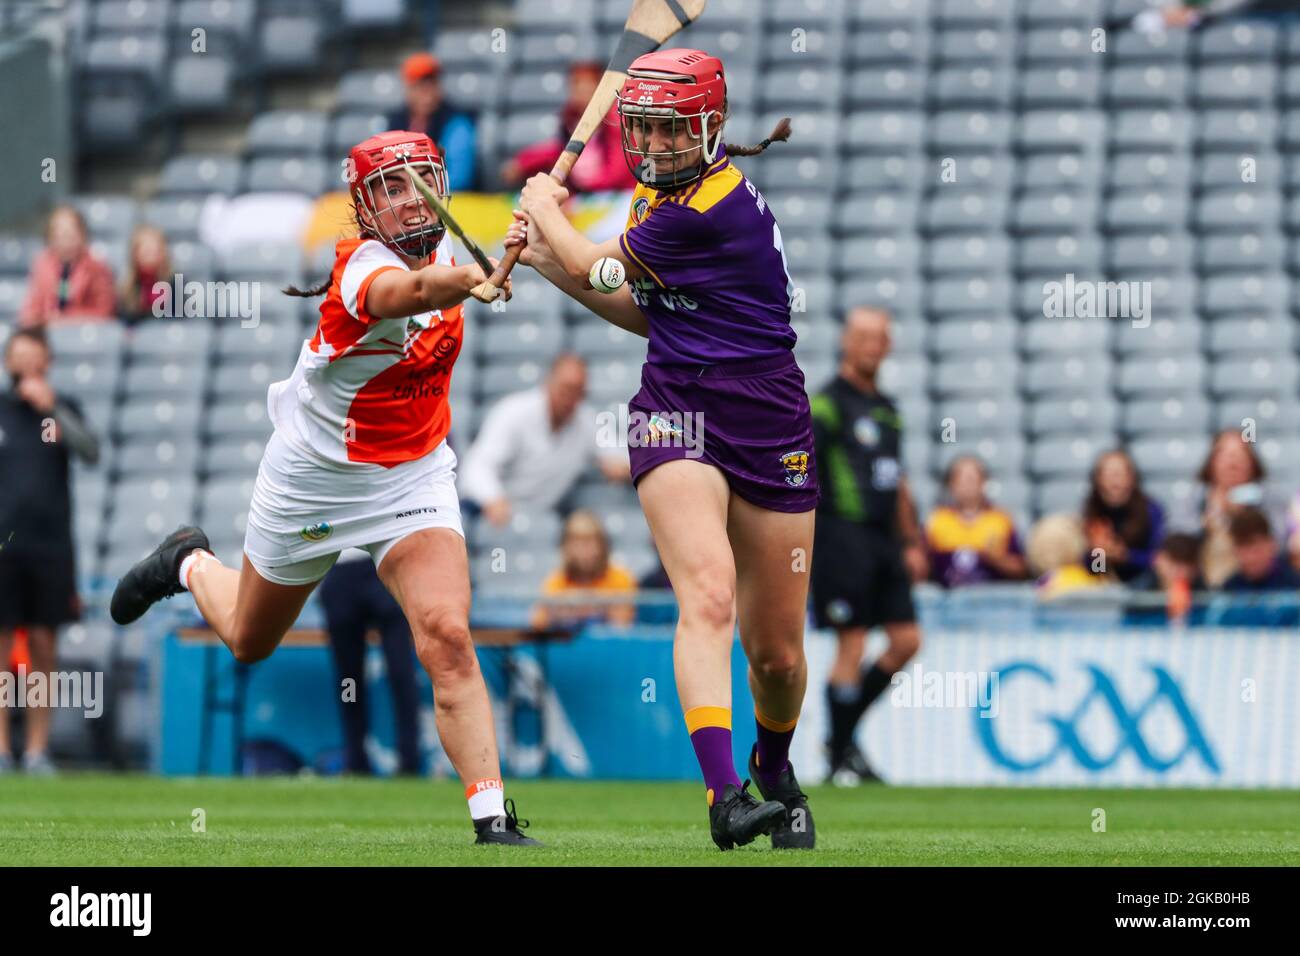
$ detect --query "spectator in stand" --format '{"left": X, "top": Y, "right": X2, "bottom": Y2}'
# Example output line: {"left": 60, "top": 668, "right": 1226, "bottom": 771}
{"left": 1285, "top": 491, "right": 1300, "bottom": 572}
{"left": 531, "top": 511, "right": 636, "bottom": 629}
{"left": 1082, "top": 449, "right": 1166, "bottom": 584}
{"left": 499, "top": 61, "right": 636, "bottom": 194}
{"left": 1126, "top": 532, "right": 1204, "bottom": 627}
{"left": 1026, "top": 514, "right": 1103, "bottom": 601}
{"left": 1196, "top": 430, "right": 1270, "bottom": 588}
{"left": 386, "top": 52, "right": 478, "bottom": 192}
{"left": 1222, "top": 508, "right": 1300, "bottom": 592}
{"left": 118, "top": 224, "right": 172, "bottom": 325}
{"left": 925, "top": 455, "right": 1027, "bottom": 588}
{"left": 1212, "top": 507, "right": 1300, "bottom": 627}
{"left": 19, "top": 206, "right": 115, "bottom": 326}
{"left": 458, "top": 353, "right": 629, "bottom": 527}
{"left": 0, "top": 328, "right": 100, "bottom": 775}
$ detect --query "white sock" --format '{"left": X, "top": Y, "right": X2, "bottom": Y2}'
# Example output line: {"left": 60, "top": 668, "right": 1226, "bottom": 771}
{"left": 466, "top": 778, "right": 505, "bottom": 821}
{"left": 178, "top": 550, "right": 215, "bottom": 591}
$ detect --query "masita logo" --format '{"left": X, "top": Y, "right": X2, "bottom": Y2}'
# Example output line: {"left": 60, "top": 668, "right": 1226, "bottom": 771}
{"left": 299, "top": 521, "right": 333, "bottom": 542}
{"left": 50, "top": 886, "right": 151, "bottom": 936}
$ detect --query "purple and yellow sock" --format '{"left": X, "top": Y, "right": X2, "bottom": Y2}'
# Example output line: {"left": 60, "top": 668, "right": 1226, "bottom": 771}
{"left": 685, "top": 705, "right": 742, "bottom": 806}
{"left": 753, "top": 709, "right": 798, "bottom": 788}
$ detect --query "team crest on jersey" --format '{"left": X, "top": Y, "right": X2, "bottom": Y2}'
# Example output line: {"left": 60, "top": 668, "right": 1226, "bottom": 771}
{"left": 779, "top": 450, "right": 810, "bottom": 487}
{"left": 300, "top": 522, "right": 333, "bottom": 542}
{"left": 632, "top": 196, "right": 650, "bottom": 223}
{"left": 854, "top": 416, "right": 880, "bottom": 448}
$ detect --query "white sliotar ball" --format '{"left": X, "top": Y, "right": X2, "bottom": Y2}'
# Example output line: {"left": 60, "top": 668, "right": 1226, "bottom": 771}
{"left": 588, "top": 256, "right": 626, "bottom": 293}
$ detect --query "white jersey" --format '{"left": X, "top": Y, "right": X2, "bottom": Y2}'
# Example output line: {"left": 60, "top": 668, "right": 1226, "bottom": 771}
{"left": 267, "top": 234, "right": 465, "bottom": 469}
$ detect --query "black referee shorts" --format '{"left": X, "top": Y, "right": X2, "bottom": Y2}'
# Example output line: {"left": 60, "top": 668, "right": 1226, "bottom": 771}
{"left": 811, "top": 517, "right": 916, "bottom": 630}
{"left": 0, "top": 546, "right": 79, "bottom": 630}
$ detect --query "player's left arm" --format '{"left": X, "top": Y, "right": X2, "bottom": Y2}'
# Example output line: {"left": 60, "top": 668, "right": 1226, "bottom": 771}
{"left": 519, "top": 173, "right": 643, "bottom": 285}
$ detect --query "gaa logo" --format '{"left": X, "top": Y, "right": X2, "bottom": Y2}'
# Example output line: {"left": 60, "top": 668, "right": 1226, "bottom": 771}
{"left": 632, "top": 196, "right": 650, "bottom": 223}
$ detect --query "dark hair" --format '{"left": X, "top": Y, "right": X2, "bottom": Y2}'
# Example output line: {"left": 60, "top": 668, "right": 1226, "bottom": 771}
{"left": 1228, "top": 506, "right": 1272, "bottom": 545}
{"left": 723, "top": 116, "right": 791, "bottom": 158}
{"left": 1159, "top": 532, "right": 1200, "bottom": 566}
{"left": 1083, "top": 449, "right": 1153, "bottom": 548}
{"left": 1197, "top": 429, "right": 1265, "bottom": 485}
{"left": 285, "top": 201, "right": 376, "bottom": 298}
{"left": 4, "top": 326, "right": 50, "bottom": 356}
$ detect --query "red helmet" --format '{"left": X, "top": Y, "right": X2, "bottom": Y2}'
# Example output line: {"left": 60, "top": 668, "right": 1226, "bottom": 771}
{"left": 615, "top": 48, "right": 727, "bottom": 190}
{"left": 346, "top": 130, "right": 449, "bottom": 259}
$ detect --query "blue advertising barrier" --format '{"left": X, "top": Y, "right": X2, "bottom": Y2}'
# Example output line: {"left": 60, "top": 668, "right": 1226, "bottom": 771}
{"left": 158, "top": 626, "right": 760, "bottom": 780}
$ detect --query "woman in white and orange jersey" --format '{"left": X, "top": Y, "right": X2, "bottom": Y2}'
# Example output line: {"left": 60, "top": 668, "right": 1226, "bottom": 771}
{"left": 111, "top": 131, "right": 538, "bottom": 845}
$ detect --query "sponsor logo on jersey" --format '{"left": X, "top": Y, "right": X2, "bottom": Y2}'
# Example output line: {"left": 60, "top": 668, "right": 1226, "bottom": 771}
{"left": 780, "top": 450, "right": 810, "bottom": 487}
{"left": 854, "top": 416, "right": 881, "bottom": 448}
{"left": 299, "top": 522, "right": 333, "bottom": 542}
{"left": 826, "top": 599, "right": 853, "bottom": 625}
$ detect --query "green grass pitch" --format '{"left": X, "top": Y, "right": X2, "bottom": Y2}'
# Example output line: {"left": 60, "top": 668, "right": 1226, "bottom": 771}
{"left": 2, "top": 775, "right": 1297, "bottom": 866}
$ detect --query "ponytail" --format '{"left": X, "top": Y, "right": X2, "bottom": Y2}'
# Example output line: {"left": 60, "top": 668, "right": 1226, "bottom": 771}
{"left": 724, "top": 116, "right": 792, "bottom": 157}
{"left": 283, "top": 278, "right": 331, "bottom": 298}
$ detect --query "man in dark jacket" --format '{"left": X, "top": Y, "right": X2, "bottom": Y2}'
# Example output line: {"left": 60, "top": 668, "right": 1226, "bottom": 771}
{"left": 0, "top": 327, "right": 99, "bottom": 774}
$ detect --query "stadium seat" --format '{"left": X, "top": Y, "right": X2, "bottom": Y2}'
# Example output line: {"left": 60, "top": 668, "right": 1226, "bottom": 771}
{"left": 246, "top": 111, "right": 329, "bottom": 156}
{"left": 159, "top": 155, "right": 243, "bottom": 195}
{"left": 243, "top": 157, "right": 331, "bottom": 195}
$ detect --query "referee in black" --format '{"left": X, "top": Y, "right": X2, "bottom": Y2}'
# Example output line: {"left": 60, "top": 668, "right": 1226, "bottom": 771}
{"left": 0, "top": 327, "right": 99, "bottom": 775}
{"left": 810, "top": 306, "right": 925, "bottom": 785}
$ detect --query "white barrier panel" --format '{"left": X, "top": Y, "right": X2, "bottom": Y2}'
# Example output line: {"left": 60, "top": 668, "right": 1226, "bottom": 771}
{"left": 796, "top": 628, "right": 1300, "bottom": 788}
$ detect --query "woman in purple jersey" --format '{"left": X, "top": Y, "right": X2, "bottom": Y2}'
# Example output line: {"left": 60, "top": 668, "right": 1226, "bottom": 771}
{"left": 504, "top": 48, "right": 818, "bottom": 851}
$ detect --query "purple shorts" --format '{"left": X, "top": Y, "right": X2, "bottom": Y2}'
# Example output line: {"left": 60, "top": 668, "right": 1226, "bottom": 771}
{"left": 625, "top": 352, "right": 820, "bottom": 513}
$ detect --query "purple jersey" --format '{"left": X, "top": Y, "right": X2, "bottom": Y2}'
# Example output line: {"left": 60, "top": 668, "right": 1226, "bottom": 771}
{"left": 618, "top": 148, "right": 798, "bottom": 366}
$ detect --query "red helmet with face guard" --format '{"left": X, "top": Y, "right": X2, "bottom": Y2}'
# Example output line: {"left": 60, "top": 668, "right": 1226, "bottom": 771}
{"left": 615, "top": 48, "right": 727, "bottom": 190}
{"left": 346, "top": 130, "right": 449, "bottom": 259}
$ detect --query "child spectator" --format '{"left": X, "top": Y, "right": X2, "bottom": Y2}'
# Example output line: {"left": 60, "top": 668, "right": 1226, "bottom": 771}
{"left": 118, "top": 225, "right": 172, "bottom": 325}
{"left": 531, "top": 511, "right": 637, "bottom": 629}
{"left": 925, "top": 456, "right": 1026, "bottom": 588}
{"left": 1026, "top": 514, "right": 1102, "bottom": 601}
{"left": 1126, "top": 532, "right": 1203, "bottom": 626}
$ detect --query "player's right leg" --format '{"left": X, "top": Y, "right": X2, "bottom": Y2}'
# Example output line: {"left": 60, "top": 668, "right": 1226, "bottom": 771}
{"left": 374, "top": 526, "right": 539, "bottom": 846}
{"left": 636, "top": 459, "right": 785, "bottom": 850}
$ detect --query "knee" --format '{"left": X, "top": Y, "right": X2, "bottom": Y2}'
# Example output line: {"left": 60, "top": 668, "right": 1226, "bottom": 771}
{"left": 412, "top": 608, "right": 475, "bottom": 684}
{"left": 890, "top": 624, "right": 922, "bottom": 660}
{"left": 682, "top": 573, "right": 735, "bottom": 633}
{"left": 750, "top": 645, "right": 805, "bottom": 686}
{"left": 229, "top": 632, "right": 275, "bottom": 665}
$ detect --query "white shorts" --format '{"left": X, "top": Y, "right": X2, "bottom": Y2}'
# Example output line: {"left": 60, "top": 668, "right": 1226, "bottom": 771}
{"left": 243, "top": 430, "right": 464, "bottom": 586}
